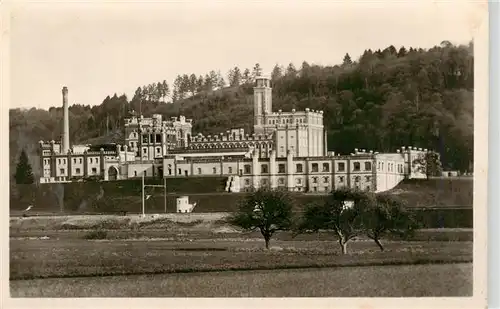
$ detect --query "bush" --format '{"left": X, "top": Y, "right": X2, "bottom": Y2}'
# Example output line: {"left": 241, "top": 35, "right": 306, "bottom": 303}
{"left": 83, "top": 229, "right": 108, "bottom": 240}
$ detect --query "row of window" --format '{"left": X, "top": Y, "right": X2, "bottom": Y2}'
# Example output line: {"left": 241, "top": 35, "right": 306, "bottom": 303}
{"left": 377, "top": 161, "right": 404, "bottom": 173}
{"left": 190, "top": 142, "right": 272, "bottom": 150}
{"left": 133, "top": 170, "right": 148, "bottom": 177}
{"left": 268, "top": 118, "right": 305, "bottom": 125}
{"left": 267, "top": 117, "right": 322, "bottom": 125}
{"left": 311, "top": 175, "right": 371, "bottom": 183}
{"left": 58, "top": 167, "right": 98, "bottom": 175}
{"left": 165, "top": 161, "right": 376, "bottom": 176}
{"left": 247, "top": 162, "right": 372, "bottom": 174}
{"left": 242, "top": 178, "right": 371, "bottom": 192}
{"left": 141, "top": 133, "right": 163, "bottom": 144}
{"left": 142, "top": 147, "right": 163, "bottom": 154}
{"left": 251, "top": 175, "right": 371, "bottom": 185}
{"left": 45, "top": 158, "right": 100, "bottom": 165}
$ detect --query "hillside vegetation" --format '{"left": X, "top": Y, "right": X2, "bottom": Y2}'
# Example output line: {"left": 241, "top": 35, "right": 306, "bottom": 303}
{"left": 387, "top": 178, "right": 473, "bottom": 207}
{"left": 10, "top": 177, "right": 473, "bottom": 229}
{"left": 9, "top": 41, "right": 473, "bottom": 181}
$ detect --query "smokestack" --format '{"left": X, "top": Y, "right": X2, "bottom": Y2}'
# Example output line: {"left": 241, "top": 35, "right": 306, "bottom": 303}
{"left": 62, "top": 86, "right": 69, "bottom": 154}
{"left": 324, "top": 130, "right": 328, "bottom": 156}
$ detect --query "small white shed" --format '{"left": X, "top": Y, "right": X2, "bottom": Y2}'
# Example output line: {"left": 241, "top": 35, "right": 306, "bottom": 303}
{"left": 176, "top": 196, "right": 196, "bottom": 213}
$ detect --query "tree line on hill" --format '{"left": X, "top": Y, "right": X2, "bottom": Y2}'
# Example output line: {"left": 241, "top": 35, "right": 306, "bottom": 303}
{"left": 9, "top": 41, "right": 473, "bottom": 182}
{"left": 131, "top": 63, "right": 263, "bottom": 104}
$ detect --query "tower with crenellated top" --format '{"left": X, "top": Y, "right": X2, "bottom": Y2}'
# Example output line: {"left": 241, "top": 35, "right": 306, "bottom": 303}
{"left": 253, "top": 75, "right": 273, "bottom": 134}
{"left": 252, "top": 73, "right": 326, "bottom": 158}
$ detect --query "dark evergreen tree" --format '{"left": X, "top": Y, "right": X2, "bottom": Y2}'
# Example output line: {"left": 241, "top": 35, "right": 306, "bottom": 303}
{"left": 161, "top": 80, "right": 170, "bottom": 102}
{"left": 252, "top": 63, "right": 262, "bottom": 79}
{"left": 286, "top": 63, "right": 297, "bottom": 76}
{"left": 189, "top": 74, "right": 197, "bottom": 96}
{"left": 229, "top": 66, "right": 242, "bottom": 86}
{"left": 397, "top": 46, "right": 407, "bottom": 58}
{"left": 271, "top": 64, "right": 283, "bottom": 81}
{"left": 14, "top": 149, "right": 34, "bottom": 184}
{"left": 342, "top": 53, "right": 352, "bottom": 66}
{"left": 242, "top": 68, "right": 251, "bottom": 84}
{"left": 196, "top": 75, "right": 204, "bottom": 93}
{"left": 132, "top": 87, "right": 143, "bottom": 101}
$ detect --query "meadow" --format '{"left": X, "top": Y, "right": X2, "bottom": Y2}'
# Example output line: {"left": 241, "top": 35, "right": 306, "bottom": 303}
{"left": 11, "top": 263, "right": 472, "bottom": 297}
{"left": 9, "top": 213, "right": 473, "bottom": 297}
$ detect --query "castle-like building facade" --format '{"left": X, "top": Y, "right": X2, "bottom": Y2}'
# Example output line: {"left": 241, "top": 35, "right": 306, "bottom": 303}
{"left": 38, "top": 77, "right": 428, "bottom": 193}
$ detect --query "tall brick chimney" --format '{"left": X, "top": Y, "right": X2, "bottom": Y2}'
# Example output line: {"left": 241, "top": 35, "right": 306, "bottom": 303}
{"left": 62, "top": 86, "right": 69, "bottom": 154}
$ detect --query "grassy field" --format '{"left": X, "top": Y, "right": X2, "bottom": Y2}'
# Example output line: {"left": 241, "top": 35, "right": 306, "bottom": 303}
{"left": 9, "top": 213, "right": 474, "bottom": 242}
{"left": 9, "top": 213, "right": 473, "bottom": 297}
{"left": 10, "top": 237, "right": 472, "bottom": 280}
{"left": 10, "top": 263, "right": 472, "bottom": 297}
{"left": 388, "top": 178, "right": 473, "bottom": 207}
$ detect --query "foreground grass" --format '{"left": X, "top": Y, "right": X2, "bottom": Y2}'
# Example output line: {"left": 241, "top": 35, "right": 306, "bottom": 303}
{"left": 10, "top": 263, "right": 472, "bottom": 297}
{"left": 10, "top": 238, "right": 472, "bottom": 280}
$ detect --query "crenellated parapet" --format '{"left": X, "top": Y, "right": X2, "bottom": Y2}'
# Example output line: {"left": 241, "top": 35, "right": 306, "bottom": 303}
{"left": 352, "top": 148, "right": 376, "bottom": 156}
{"left": 125, "top": 114, "right": 193, "bottom": 129}
{"left": 399, "top": 146, "right": 429, "bottom": 154}
{"left": 266, "top": 108, "right": 324, "bottom": 121}
{"left": 39, "top": 140, "right": 63, "bottom": 155}
{"left": 190, "top": 131, "right": 273, "bottom": 143}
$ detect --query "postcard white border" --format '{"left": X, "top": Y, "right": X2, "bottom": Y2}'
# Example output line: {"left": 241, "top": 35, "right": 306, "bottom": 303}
{"left": 0, "top": 1, "right": 490, "bottom": 308}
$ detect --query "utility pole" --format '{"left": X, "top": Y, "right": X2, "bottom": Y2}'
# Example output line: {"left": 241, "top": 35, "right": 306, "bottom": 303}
{"left": 142, "top": 171, "right": 167, "bottom": 217}
{"left": 142, "top": 172, "right": 145, "bottom": 217}
{"left": 164, "top": 177, "right": 167, "bottom": 213}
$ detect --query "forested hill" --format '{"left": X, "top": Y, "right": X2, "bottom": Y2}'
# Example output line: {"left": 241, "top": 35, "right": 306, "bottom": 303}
{"left": 9, "top": 41, "right": 474, "bottom": 181}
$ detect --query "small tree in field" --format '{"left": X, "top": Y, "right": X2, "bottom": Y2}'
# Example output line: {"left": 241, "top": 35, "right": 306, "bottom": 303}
{"left": 296, "top": 189, "right": 370, "bottom": 254}
{"left": 361, "top": 194, "right": 419, "bottom": 251}
{"left": 227, "top": 188, "right": 294, "bottom": 249}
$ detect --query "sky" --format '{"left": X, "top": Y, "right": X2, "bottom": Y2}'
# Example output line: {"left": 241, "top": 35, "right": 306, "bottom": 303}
{"left": 8, "top": 0, "right": 482, "bottom": 110}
